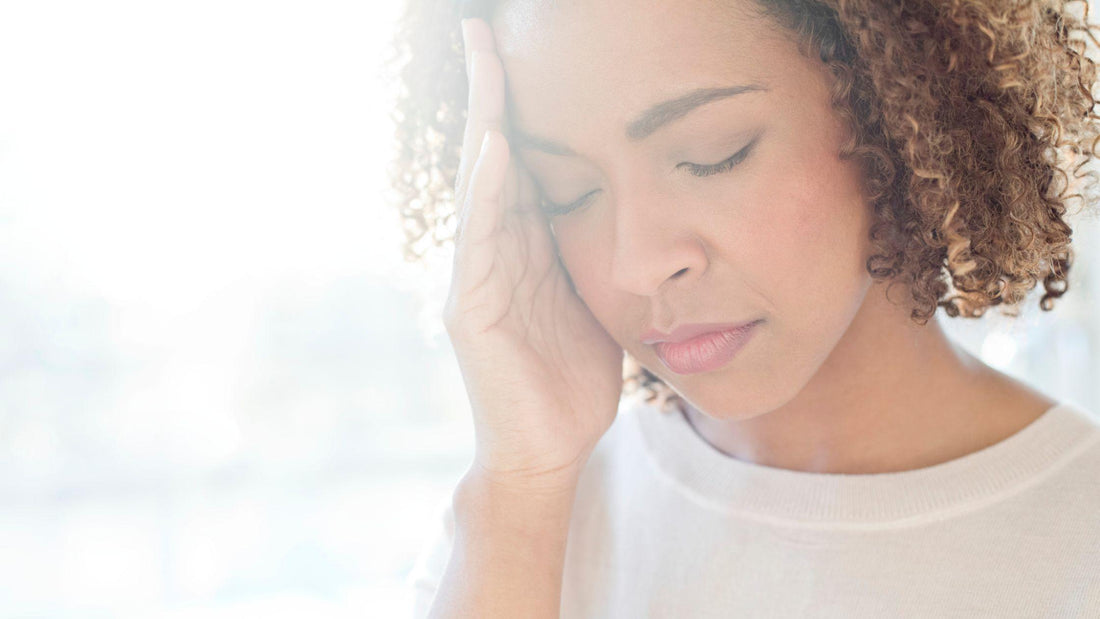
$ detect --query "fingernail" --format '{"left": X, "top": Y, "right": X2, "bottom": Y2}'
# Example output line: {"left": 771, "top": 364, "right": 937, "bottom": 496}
{"left": 480, "top": 130, "right": 493, "bottom": 155}
{"left": 461, "top": 18, "right": 473, "bottom": 45}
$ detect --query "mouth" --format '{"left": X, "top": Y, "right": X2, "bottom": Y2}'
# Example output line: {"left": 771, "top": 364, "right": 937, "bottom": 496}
{"left": 649, "top": 320, "right": 763, "bottom": 375}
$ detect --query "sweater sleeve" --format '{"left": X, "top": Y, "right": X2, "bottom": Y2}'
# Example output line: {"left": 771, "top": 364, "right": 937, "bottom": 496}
{"left": 405, "top": 495, "right": 457, "bottom": 619}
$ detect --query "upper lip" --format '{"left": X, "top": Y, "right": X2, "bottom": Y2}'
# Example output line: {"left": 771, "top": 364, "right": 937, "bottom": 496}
{"left": 641, "top": 319, "right": 760, "bottom": 345}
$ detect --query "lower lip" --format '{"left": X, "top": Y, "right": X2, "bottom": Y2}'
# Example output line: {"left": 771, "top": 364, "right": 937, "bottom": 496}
{"left": 654, "top": 320, "right": 762, "bottom": 375}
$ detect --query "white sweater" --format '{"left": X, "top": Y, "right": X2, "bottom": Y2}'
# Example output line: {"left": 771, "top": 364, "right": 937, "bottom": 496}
{"left": 406, "top": 394, "right": 1100, "bottom": 618}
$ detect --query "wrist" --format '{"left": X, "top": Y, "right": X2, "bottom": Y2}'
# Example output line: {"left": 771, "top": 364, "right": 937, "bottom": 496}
{"left": 453, "top": 466, "right": 579, "bottom": 538}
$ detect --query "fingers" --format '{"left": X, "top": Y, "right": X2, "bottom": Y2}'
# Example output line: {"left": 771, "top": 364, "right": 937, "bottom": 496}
{"left": 461, "top": 18, "right": 497, "bottom": 78}
{"left": 451, "top": 129, "right": 510, "bottom": 296}
{"left": 455, "top": 19, "right": 505, "bottom": 215}
{"left": 462, "top": 130, "right": 509, "bottom": 244}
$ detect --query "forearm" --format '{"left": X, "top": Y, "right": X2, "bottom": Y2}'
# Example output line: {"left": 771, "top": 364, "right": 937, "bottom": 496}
{"left": 427, "top": 469, "right": 579, "bottom": 619}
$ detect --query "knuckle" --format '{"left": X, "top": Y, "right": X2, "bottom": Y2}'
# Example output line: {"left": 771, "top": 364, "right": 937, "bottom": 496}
{"left": 441, "top": 297, "right": 462, "bottom": 327}
{"left": 442, "top": 312, "right": 471, "bottom": 341}
{"left": 442, "top": 301, "right": 477, "bottom": 340}
{"left": 441, "top": 309, "right": 459, "bottom": 333}
{"left": 442, "top": 312, "right": 457, "bottom": 332}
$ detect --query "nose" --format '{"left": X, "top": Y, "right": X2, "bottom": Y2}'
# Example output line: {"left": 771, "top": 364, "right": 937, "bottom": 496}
{"left": 607, "top": 186, "right": 709, "bottom": 297}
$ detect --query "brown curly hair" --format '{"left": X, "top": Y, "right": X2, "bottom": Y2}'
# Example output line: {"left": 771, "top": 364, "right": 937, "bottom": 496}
{"left": 384, "top": 0, "right": 1100, "bottom": 413}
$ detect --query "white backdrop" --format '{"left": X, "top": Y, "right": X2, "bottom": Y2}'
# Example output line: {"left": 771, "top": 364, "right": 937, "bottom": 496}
{"left": 0, "top": 1, "right": 1097, "bottom": 617}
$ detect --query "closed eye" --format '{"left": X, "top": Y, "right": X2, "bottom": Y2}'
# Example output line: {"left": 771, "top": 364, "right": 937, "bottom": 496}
{"left": 678, "top": 135, "right": 760, "bottom": 177}
{"left": 538, "top": 134, "right": 761, "bottom": 217}
{"left": 539, "top": 189, "right": 600, "bottom": 217}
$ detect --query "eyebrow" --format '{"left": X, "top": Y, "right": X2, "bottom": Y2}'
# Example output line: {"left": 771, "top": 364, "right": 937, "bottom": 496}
{"left": 510, "top": 83, "right": 768, "bottom": 157}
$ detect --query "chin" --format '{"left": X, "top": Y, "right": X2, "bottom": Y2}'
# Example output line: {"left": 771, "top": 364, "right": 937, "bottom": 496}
{"left": 652, "top": 365, "right": 780, "bottom": 422}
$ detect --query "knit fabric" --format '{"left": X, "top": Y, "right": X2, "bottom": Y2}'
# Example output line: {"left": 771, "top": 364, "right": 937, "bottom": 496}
{"left": 407, "top": 394, "right": 1100, "bottom": 617}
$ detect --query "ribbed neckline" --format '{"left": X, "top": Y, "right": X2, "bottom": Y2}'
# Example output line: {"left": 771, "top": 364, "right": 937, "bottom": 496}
{"left": 629, "top": 395, "right": 1100, "bottom": 528}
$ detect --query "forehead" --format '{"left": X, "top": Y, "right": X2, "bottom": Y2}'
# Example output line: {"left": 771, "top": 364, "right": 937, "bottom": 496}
{"left": 489, "top": 0, "right": 789, "bottom": 148}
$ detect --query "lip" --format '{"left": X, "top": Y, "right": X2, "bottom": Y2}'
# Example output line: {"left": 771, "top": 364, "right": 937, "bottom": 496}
{"left": 648, "top": 320, "right": 762, "bottom": 375}
{"left": 641, "top": 319, "right": 762, "bottom": 344}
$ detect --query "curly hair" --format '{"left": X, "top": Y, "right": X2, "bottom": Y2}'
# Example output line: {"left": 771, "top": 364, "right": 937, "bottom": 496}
{"left": 384, "top": 0, "right": 1100, "bottom": 414}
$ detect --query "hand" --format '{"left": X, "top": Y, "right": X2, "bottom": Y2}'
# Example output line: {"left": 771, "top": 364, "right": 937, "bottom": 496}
{"left": 443, "top": 18, "right": 625, "bottom": 493}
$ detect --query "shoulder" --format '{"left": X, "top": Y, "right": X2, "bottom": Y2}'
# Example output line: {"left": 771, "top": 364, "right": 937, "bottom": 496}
{"left": 1010, "top": 400, "right": 1100, "bottom": 533}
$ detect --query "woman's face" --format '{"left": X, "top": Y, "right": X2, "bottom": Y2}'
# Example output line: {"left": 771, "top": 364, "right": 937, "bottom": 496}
{"left": 490, "top": 0, "right": 876, "bottom": 418}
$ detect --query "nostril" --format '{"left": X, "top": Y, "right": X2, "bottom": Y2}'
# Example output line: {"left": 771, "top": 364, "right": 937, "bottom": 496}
{"left": 672, "top": 267, "right": 689, "bottom": 279}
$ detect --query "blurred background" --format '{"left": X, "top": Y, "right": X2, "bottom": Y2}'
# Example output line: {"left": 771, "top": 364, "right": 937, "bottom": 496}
{"left": 0, "top": 1, "right": 1097, "bottom": 617}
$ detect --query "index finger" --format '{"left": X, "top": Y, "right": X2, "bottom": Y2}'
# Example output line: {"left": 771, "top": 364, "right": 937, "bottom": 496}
{"left": 455, "top": 19, "right": 506, "bottom": 210}
{"left": 461, "top": 17, "right": 498, "bottom": 76}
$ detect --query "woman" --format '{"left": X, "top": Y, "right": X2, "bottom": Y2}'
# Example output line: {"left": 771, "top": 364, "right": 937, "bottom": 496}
{"left": 390, "top": 0, "right": 1100, "bottom": 615}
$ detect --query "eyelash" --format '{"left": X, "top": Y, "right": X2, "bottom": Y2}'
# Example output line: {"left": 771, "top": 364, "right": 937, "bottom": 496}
{"left": 539, "top": 138, "right": 759, "bottom": 217}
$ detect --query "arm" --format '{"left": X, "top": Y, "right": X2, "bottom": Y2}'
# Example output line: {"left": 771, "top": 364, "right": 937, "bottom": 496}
{"left": 427, "top": 469, "right": 579, "bottom": 618}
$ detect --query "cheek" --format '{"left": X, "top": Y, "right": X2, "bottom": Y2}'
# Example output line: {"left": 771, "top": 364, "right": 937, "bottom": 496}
{"left": 552, "top": 224, "right": 630, "bottom": 333}
{"left": 552, "top": 226, "right": 603, "bottom": 298}
{"left": 734, "top": 145, "right": 872, "bottom": 324}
